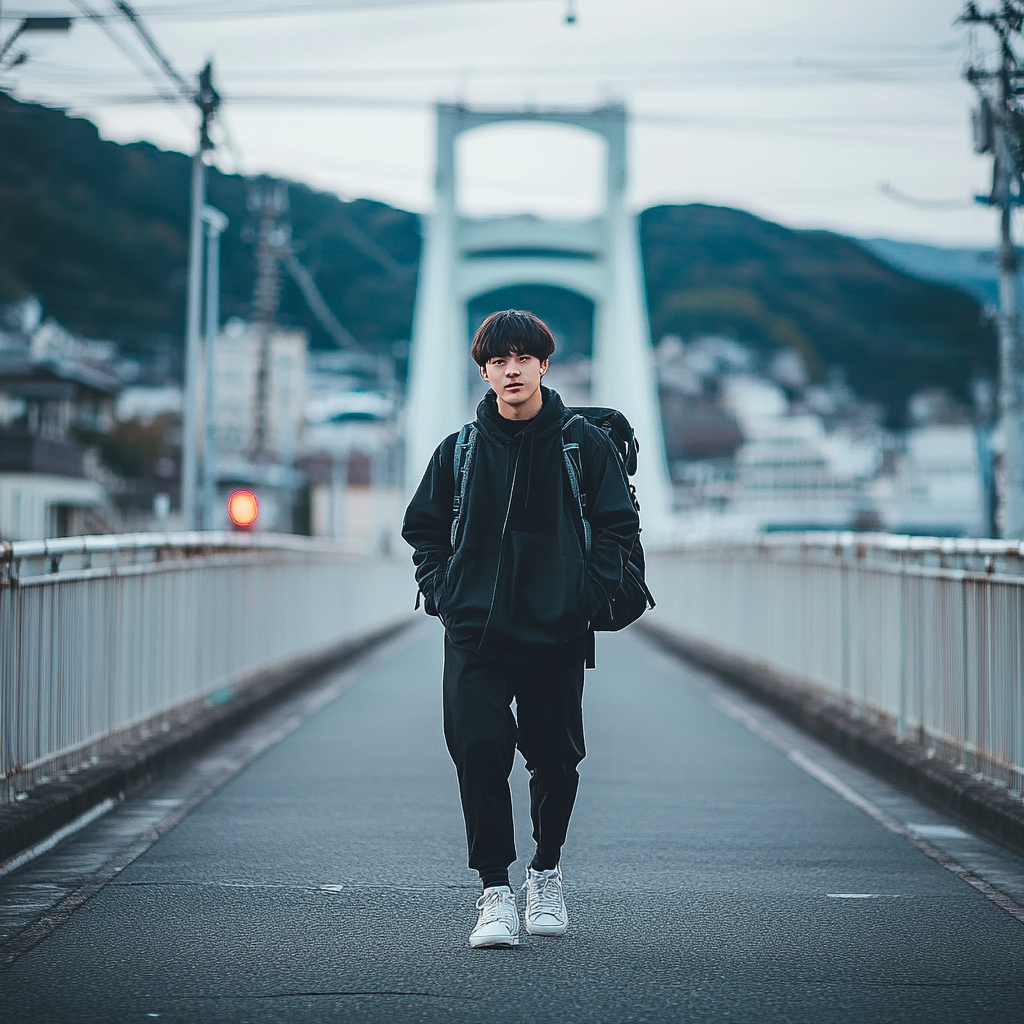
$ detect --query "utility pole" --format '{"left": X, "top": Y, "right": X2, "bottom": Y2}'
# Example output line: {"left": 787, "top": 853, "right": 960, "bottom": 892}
{"left": 201, "top": 205, "right": 229, "bottom": 529}
{"left": 961, "top": 2, "right": 1024, "bottom": 537}
{"left": 247, "top": 183, "right": 289, "bottom": 463}
{"left": 181, "top": 62, "right": 220, "bottom": 529}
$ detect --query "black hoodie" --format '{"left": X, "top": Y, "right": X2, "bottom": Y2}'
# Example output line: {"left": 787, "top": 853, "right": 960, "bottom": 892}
{"left": 402, "top": 387, "right": 640, "bottom": 656}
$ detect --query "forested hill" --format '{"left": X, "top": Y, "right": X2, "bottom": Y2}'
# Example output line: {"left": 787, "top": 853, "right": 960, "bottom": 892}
{"left": 0, "top": 93, "right": 997, "bottom": 424}
{"left": 0, "top": 92, "right": 420, "bottom": 366}
{"left": 640, "top": 205, "right": 996, "bottom": 425}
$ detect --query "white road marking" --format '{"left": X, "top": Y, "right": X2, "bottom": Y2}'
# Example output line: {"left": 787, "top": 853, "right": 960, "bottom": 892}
{"left": 826, "top": 893, "right": 897, "bottom": 899}
{"left": 712, "top": 694, "right": 1024, "bottom": 925}
{"left": 907, "top": 824, "right": 973, "bottom": 841}
{"left": 0, "top": 799, "right": 115, "bottom": 878}
{"left": 0, "top": 625, "right": 421, "bottom": 969}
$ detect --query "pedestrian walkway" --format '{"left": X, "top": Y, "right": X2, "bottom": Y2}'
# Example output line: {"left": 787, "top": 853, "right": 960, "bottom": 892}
{"left": 3, "top": 622, "right": 1022, "bottom": 1023}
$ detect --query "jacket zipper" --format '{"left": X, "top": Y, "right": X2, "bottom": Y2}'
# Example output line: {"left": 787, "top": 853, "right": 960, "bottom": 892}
{"left": 478, "top": 441, "right": 521, "bottom": 648}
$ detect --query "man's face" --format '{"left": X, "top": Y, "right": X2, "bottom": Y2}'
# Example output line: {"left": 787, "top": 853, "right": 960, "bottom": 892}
{"left": 480, "top": 352, "right": 548, "bottom": 418}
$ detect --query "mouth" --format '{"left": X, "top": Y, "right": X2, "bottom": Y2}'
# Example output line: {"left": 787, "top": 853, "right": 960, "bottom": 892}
{"left": 505, "top": 383, "right": 523, "bottom": 391}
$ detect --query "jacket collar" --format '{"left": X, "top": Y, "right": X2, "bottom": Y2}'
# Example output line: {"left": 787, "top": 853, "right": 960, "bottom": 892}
{"left": 474, "top": 386, "right": 566, "bottom": 443}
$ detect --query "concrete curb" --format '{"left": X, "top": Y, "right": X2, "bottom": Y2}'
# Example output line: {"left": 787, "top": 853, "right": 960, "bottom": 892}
{"left": 0, "top": 620, "right": 413, "bottom": 863}
{"left": 640, "top": 622, "right": 1024, "bottom": 861}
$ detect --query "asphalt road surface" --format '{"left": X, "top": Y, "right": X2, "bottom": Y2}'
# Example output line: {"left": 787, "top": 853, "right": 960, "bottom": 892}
{"left": 3, "top": 621, "right": 1023, "bottom": 1023}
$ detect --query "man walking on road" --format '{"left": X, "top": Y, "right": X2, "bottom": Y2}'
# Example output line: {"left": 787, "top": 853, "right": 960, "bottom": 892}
{"left": 402, "top": 310, "right": 639, "bottom": 948}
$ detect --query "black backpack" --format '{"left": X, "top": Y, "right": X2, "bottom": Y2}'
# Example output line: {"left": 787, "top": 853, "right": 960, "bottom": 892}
{"left": 559, "top": 407, "right": 655, "bottom": 632}
{"left": 451, "top": 406, "right": 655, "bottom": 633}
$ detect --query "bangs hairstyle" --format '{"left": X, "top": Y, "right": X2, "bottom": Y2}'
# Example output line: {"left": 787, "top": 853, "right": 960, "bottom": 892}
{"left": 471, "top": 309, "right": 556, "bottom": 367}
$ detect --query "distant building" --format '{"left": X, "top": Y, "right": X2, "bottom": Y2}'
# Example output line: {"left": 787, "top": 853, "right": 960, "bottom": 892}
{"left": 872, "top": 426, "right": 986, "bottom": 537}
{"left": 0, "top": 349, "right": 118, "bottom": 540}
{"left": 660, "top": 341, "right": 987, "bottom": 539}
{"left": 715, "top": 377, "right": 878, "bottom": 531}
{"left": 116, "top": 385, "right": 181, "bottom": 423}
{"left": 300, "top": 348, "right": 400, "bottom": 548}
{"left": 202, "top": 319, "right": 307, "bottom": 531}
{"left": 213, "top": 319, "right": 306, "bottom": 465}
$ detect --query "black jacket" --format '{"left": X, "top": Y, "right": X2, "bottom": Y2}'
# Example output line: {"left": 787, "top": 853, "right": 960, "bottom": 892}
{"left": 402, "top": 387, "right": 640, "bottom": 654}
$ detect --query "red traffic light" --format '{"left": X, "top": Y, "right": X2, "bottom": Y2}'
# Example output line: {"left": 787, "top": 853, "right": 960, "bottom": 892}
{"left": 227, "top": 489, "right": 258, "bottom": 528}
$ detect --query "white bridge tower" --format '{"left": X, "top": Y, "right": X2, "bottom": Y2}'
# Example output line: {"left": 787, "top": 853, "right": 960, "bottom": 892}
{"left": 404, "top": 103, "right": 672, "bottom": 533}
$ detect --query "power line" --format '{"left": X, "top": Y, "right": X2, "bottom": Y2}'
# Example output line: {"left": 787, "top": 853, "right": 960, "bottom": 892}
{"left": 6, "top": 52, "right": 964, "bottom": 88}
{"left": 62, "top": 91, "right": 964, "bottom": 134}
{"left": 877, "top": 181, "right": 975, "bottom": 210}
{"left": 63, "top": 88, "right": 958, "bottom": 123}
{"left": 67, "top": 0, "right": 178, "bottom": 103}
{"left": 109, "top": 1, "right": 246, "bottom": 169}
{"left": 39, "top": 2, "right": 248, "bottom": 170}
{"left": 109, "top": 1, "right": 191, "bottom": 101}
{"left": 4, "top": 0, "right": 550, "bottom": 22}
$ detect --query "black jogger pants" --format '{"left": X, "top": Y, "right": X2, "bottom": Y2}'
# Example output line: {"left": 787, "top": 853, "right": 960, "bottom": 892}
{"left": 442, "top": 635, "right": 586, "bottom": 881}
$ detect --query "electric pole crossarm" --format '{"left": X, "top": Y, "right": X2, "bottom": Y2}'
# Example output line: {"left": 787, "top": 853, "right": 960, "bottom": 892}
{"left": 285, "top": 253, "right": 357, "bottom": 349}
{"left": 0, "top": 15, "right": 71, "bottom": 67}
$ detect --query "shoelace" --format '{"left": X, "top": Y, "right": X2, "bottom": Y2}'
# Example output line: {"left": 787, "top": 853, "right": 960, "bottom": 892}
{"left": 475, "top": 888, "right": 517, "bottom": 928}
{"left": 523, "top": 871, "right": 562, "bottom": 918}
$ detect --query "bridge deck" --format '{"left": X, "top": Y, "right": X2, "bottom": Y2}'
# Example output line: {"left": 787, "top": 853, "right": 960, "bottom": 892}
{"left": 3, "top": 623, "right": 1022, "bottom": 1023}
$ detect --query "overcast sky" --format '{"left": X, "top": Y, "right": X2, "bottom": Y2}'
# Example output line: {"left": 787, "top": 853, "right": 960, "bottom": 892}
{"left": 0, "top": 0, "right": 1010, "bottom": 245}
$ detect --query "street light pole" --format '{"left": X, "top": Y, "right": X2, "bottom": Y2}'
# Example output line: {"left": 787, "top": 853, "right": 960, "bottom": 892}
{"left": 0, "top": 16, "right": 71, "bottom": 70}
{"left": 961, "top": 2, "right": 1024, "bottom": 537}
{"left": 994, "top": 106, "right": 1024, "bottom": 537}
{"left": 180, "top": 62, "right": 220, "bottom": 529}
{"left": 201, "top": 205, "right": 229, "bottom": 530}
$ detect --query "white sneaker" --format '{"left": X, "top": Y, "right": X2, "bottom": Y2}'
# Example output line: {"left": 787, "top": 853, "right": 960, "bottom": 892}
{"left": 469, "top": 886, "right": 520, "bottom": 948}
{"left": 522, "top": 865, "right": 568, "bottom": 936}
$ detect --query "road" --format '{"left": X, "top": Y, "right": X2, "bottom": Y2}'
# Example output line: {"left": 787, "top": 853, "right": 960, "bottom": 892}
{"left": 3, "top": 621, "right": 1022, "bottom": 1023}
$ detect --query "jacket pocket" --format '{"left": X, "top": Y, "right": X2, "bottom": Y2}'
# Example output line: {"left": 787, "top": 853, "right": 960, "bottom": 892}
{"left": 432, "top": 557, "right": 453, "bottom": 618}
{"left": 505, "top": 533, "right": 590, "bottom": 641}
{"left": 418, "top": 562, "right": 446, "bottom": 618}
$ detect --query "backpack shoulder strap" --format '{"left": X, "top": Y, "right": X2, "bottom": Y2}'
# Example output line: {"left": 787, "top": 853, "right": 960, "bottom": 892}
{"left": 560, "top": 413, "right": 591, "bottom": 558}
{"left": 450, "top": 424, "right": 477, "bottom": 551}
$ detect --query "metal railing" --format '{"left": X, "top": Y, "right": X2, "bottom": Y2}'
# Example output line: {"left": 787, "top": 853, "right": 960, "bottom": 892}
{"left": 646, "top": 534, "right": 1024, "bottom": 797}
{"left": 1, "top": 532, "right": 414, "bottom": 802}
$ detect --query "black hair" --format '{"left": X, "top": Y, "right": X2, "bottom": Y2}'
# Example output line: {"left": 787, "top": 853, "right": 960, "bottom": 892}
{"left": 471, "top": 309, "right": 556, "bottom": 367}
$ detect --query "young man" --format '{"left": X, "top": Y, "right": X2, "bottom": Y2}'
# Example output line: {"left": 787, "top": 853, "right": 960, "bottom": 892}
{"left": 402, "top": 309, "right": 639, "bottom": 948}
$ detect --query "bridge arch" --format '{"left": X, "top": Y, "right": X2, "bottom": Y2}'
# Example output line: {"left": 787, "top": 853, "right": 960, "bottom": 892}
{"left": 455, "top": 120, "right": 608, "bottom": 219}
{"left": 404, "top": 103, "right": 672, "bottom": 533}
{"left": 457, "top": 258, "right": 603, "bottom": 305}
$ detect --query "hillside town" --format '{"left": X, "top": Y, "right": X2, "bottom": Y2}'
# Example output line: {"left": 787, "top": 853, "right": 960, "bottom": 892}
{"left": 0, "top": 297, "right": 991, "bottom": 544}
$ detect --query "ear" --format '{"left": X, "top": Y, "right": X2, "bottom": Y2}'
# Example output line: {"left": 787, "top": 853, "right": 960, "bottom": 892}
{"left": 479, "top": 364, "right": 489, "bottom": 381}
{"left": 539, "top": 359, "right": 549, "bottom": 376}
